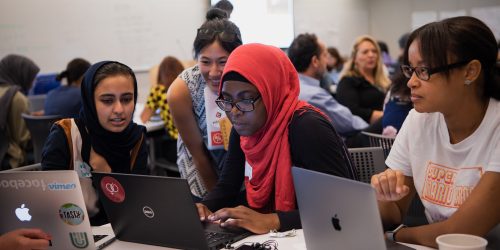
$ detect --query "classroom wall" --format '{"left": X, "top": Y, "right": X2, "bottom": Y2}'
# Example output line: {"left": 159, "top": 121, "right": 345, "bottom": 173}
{"left": 292, "top": 0, "right": 500, "bottom": 60}
{"left": 136, "top": 0, "right": 500, "bottom": 103}
{"left": 293, "top": 0, "right": 370, "bottom": 59}
{"left": 0, "top": 0, "right": 207, "bottom": 73}
{"left": 369, "top": 0, "right": 500, "bottom": 63}
{"left": 2, "top": 0, "right": 498, "bottom": 103}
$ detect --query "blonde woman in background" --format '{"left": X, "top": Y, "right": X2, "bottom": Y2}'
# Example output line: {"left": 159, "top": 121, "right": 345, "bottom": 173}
{"left": 337, "top": 35, "right": 390, "bottom": 128}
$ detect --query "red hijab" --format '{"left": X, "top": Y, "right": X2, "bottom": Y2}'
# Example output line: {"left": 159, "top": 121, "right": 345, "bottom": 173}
{"left": 220, "top": 43, "right": 311, "bottom": 211}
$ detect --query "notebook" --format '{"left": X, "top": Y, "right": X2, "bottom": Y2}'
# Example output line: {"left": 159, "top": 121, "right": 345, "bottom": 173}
{"left": 292, "top": 167, "right": 413, "bottom": 250}
{"left": 92, "top": 172, "right": 251, "bottom": 250}
{"left": 0, "top": 170, "right": 115, "bottom": 250}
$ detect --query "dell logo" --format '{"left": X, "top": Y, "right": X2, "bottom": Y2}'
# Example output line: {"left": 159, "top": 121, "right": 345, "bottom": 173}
{"left": 142, "top": 206, "right": 155, "bottom": 218}
{"left": 331, "top": 214, "right": 342, "bottom": 231}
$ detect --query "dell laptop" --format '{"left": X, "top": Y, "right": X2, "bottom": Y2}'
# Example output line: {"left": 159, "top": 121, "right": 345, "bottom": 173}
{"left": 92, "top": 172, "right": 251, "bottom": 250}
{"left": 0, "top": 170, "right": 115, "bottom": 250}
{"left": 292, "top": 167, "right": 413, "bottom": 250}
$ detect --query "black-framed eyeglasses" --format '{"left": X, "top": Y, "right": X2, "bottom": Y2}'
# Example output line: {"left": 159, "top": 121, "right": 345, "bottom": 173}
{"left": 401, "top": 61, "right": 470, "bottom": 81}
{"left": 197, "top": 28, "right": 242, "bottom": 43}
{"left": 215, "top": 96, "right": 261, "bottom": 112}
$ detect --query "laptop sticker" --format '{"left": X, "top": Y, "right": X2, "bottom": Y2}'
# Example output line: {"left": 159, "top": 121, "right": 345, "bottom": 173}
{"left": 100, "top": 176, "right": 125, "bottom": 203}
{"left": 59, "top": 203, "right": 84, "bottom": 225}
{"left": 75, "top": 161, "right": 92, "bottom": 178}
{"left": 69, "top": 232, "right": 89, "bottom": 249}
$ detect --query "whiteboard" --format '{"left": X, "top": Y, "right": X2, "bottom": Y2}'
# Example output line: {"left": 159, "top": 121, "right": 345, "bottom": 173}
{"left": 211, "top": 0, "right": 294, "bottom": 49}
{"left": 0, "top": 0, "right": 205, "bottom": 73}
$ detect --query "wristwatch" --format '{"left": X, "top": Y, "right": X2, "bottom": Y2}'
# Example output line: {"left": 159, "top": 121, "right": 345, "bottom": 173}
{"left": 385, "top": 224, "right": 407, "bottom": 242}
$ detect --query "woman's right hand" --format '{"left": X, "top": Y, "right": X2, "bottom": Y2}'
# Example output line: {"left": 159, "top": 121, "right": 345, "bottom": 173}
{"left": 196, "top": 203, "right": 213, "bottom": 221}
{"left": 0, "top": 228, "right": 51, "bottom": 250}
{"left": 371, "top": 169, "right": 410, "bottom": 202}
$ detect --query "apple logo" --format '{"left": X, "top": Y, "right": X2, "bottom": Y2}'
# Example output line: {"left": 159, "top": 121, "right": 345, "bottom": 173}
{"left": 15, "top": 204, "right": 32, "bottom": 222}
{"left": 331, "top": 214, "right": 341, "bottom": 231}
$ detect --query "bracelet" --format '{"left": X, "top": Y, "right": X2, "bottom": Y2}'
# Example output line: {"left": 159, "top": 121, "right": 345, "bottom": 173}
{"left": 385, "top": 224, "right": 406, "bottom": 242}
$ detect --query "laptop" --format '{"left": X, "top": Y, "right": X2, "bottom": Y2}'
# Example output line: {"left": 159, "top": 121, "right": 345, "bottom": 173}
{"left": 0, "top": 170, "right": 115, "bottom": 250}
{"left": 292, "top": 167, "right": 413, "bottom": 250}
{"left": 92, "top": 172, "right": 251, "bottom": 250}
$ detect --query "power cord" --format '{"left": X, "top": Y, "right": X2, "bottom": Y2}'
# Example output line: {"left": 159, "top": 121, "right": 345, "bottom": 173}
{"left": 225, "top": 239, "right": 278, "bottom": 250}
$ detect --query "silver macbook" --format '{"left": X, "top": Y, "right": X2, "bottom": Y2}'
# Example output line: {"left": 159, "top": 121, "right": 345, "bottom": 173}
{"left": 292, "top": 167, "right": 413, "bottom": 250}
{"left": 92, "top": 172, "right": 251, "bottom": 250}
{"left": 0, "top": 170, "right": 114, "bottom": 250}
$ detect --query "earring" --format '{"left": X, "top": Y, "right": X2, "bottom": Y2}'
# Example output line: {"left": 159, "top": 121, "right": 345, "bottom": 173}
{"left": 464, "top": 79, "right": 472, "bottom": 85}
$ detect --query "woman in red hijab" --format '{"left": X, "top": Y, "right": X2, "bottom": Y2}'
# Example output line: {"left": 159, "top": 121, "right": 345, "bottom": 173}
{"left": 197, "top": 43, "right": 358, "bottom": 234}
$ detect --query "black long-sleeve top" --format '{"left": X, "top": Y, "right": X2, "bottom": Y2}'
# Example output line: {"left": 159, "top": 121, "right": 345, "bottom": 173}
{"left": 41, "top": 118, "right": 148, "bottom": 174}
{"left": 336, "top": 76, "right": 385, "bottom": 123}
{"left": 202, "top": 109, "right": 357, "bottom": 231}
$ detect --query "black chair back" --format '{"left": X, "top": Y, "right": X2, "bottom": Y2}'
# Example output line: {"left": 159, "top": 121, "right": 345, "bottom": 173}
{"left": 348, "top": 147, "right": 385, "bottom": 183}
{"left": 27, "top": 94, "right": 47, "bottom": 113}
{"left": 21, "top": 114, "right": 61, "bottom": 163}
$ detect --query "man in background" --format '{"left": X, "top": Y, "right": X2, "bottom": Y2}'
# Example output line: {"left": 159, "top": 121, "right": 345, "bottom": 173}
{"left": 287, "top": 33, "right": 370, "bottom": 143}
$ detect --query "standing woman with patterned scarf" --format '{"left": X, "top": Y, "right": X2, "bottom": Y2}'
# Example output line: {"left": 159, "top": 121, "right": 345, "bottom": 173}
{"left": 197, "top": 43, "right": 357, "bottom": 234}
{"left": 167, "top": 8, "right": 242, "bottom": 199}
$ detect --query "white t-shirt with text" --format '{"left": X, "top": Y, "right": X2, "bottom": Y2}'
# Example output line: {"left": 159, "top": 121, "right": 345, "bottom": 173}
{"left": 386, "top": 98, "right": 500, "bottom": 223}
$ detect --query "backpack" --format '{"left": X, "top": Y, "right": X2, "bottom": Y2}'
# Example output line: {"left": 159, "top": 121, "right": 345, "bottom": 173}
{"left": 0, "top": 85, "right": 21, "bottom": 165}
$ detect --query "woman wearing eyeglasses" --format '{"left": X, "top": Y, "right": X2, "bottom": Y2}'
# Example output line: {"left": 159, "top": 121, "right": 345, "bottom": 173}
{"left": 196, "top": 43, "right": 358, "bottom": 234}
{"left": 337, "top": 35, "right": 391, "bottom": 126}
{"left": 167, "top": 8, "right": 242, "bottom": 199}
{"left": 371, "top": 16, "right": 500, "bottom": 248}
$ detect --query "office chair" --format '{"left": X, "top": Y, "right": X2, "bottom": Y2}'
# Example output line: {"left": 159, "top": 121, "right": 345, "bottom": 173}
{"left": 31, "top": 73, "right": 61, "bottom": 95}
{"left": 361, "top": 131, "right": 396, "bottom": 159}
{"left": 27, "top": 94, "right": 47, "bottom": 113}
{"left": 348, "top": 146, "right": 427, "bottom": 226}
{"left": 146, "top": 128, "right": 179, "bottom": 176}
{"left": 2, "top": 163, "right": 42, "bottom": 172}
{"left": 21, "top": 114, "right": 61, "bottom": 163}
{"left": 348, "top": 147, "right": 385, "bottom": 184}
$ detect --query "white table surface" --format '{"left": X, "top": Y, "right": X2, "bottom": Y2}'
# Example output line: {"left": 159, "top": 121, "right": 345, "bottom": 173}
{"left": 93, "top": 224, "right": 435, "bottom": 250}
{"left": 134, "top": 103, "right": 164, "bottom": 132}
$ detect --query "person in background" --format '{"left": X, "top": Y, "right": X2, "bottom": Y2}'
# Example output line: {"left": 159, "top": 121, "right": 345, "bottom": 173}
{"left": 319, "top": 46, "right": 345, "bottom": 95}
{"left": 337, "top": 35, "right": 390, "bottom": 128}
{"left": 42, "top": 61, "right": 148, "bottom": 225}
{"left": 0, "top": 229, "right": 51, "bottom": 250}
{"left": 167, "top": 8, "right": 242, "bottom": 199}
{"left": 0, "top": 54, "right": 39, "bottom": 169}
{"left": 378, "top": 41, "right": 394, "bottom": 66}
{"left": 213, "top": 0, "right": 233, "bottom": 18}
{"left": 497, "top": 40, "right": 500, "bottom": 79}
{"left": 196, "top": 43, "right": 357, "bottom": 234}
{"left": 287, "top": 33, "right": 368, "bottom": 138}
{"left": 140, "top": 56, "right": 184, "bottom": 139}
{"left": 396, "top": 33, "right": 410, "bottom": 65}
{"left": 326, "top": 46, "right": 345, "bottom": 84}
{"left": 372, "top": 16, "right": 500, "bottom": 248}
{"left": 43, "top": 58, "right": 91, "bottom": 118}
{"left": 381, "top": 70, "right": 412, "bottom": 136}
{"left": 378, "top": 40, "right": 398, "bottom": 77}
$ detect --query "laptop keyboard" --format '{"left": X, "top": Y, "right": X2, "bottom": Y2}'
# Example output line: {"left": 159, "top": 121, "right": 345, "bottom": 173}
{"left": 93, "top": 234, "right": 107, "bottom": 242}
